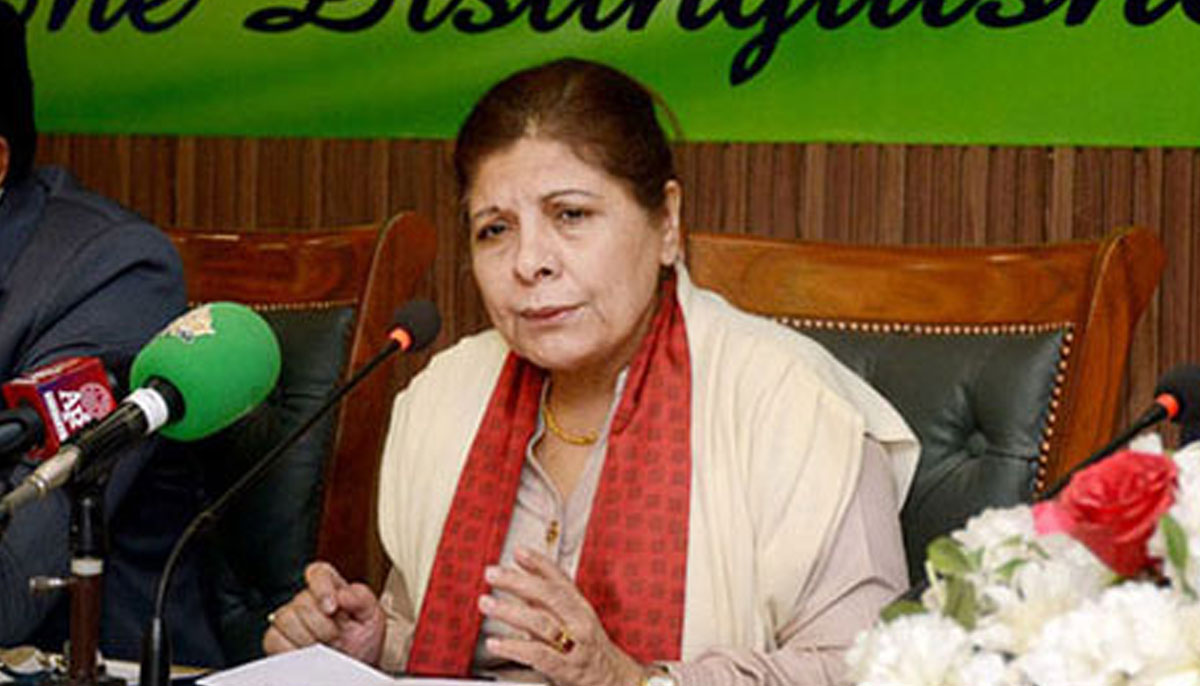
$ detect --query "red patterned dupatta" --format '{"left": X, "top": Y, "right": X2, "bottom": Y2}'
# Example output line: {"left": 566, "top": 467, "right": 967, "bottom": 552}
{"left": 406, "top": 278, "right": 692, "bottom": 676}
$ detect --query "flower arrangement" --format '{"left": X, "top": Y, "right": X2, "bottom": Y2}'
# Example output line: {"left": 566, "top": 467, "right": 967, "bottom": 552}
{"left": 847, "top": 438, "right": 1200, "bottom": 686}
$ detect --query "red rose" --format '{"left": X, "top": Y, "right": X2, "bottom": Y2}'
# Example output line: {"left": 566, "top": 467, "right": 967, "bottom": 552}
{"left": 1033, "top": 450, "right": 1177, "bottom": 576}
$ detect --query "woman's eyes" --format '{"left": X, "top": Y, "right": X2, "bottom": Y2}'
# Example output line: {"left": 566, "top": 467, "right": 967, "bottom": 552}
{"left": 474, "top": 222, "right": 508, "bottom": 242}
{"left": 555, "top": 206, "right": 591, "bottom": 224}
{"left": 473, "top": 206, "right": 592, "bottom": 241}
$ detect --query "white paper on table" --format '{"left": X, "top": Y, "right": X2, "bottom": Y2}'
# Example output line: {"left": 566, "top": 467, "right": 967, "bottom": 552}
{"left": 197, "top": 644, "right": 397, "bottom": 686}
{"left": 396, "top": 678, "right": 513, "bottom": 686}
{"left": 196, "top": 644, "right": 518, "bottom": 686}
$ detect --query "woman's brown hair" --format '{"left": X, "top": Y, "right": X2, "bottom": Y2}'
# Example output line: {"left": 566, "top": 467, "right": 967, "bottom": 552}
{"left": 454, "top": 58, "right": 678, "bottom": 215}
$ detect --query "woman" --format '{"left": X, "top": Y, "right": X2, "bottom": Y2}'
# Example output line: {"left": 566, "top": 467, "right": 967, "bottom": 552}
{"left": 263, "top": 58, "right": 919, "bottom": 686}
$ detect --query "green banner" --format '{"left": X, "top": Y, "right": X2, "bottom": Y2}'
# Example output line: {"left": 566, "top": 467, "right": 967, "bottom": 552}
{"left": 15, "top": 0, "right": 1200, "bottom": 145}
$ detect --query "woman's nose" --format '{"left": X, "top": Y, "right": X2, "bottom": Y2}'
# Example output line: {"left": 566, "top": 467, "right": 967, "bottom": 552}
{"left": 514, "top": 224, "right": 558, "bottom": 283}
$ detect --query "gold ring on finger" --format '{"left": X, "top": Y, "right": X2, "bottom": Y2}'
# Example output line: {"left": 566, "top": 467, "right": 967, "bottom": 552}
{"left": 552, "top": 627, "right": 575, "bottom": 654}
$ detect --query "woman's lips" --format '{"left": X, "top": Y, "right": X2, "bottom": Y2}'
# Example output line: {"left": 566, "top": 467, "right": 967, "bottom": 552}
{"left": 520, "top": 305, "right": 578, "bottom": 323}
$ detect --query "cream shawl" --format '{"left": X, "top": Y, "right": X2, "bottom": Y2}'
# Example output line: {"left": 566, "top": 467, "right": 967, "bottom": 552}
{"left": 377, "top": 265, "right": 919, "bottom": 662}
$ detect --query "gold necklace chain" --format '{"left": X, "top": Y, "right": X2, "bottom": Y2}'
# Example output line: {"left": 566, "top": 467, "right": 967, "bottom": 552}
{"left": 542, "top": 398, "right": 600, "bottom": 446}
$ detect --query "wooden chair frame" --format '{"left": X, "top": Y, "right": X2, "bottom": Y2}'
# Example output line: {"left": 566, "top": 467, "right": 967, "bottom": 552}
{"left": 686, "top": 227, "right": 1165, "bottom": 492}
{"left": 165, "top": 212, "right": 437, "bottom": 585}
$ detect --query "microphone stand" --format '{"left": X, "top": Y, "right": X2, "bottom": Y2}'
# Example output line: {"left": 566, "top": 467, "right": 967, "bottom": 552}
{"left": 36, "top": 481, "right": 124, "bottom": 686}
{"left": 139, "top": 337, "right": 404, "bottom": 686}
{"left": 1039, "top": 402, "right": 1171, "bottom": 499}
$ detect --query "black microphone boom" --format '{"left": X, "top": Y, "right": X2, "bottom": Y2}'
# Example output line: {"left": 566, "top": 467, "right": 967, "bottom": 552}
{"left": 0, "top": 379, "right": 183, "bottom": 522}
{"left": 139, "top": 300, "right": 441, "bottom": 686}
{"left": 1041, "top": 363, "right": 1200, "bottom": 499}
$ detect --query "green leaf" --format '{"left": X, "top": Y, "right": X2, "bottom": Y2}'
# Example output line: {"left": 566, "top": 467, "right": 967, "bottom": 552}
{"left": 1000, "top": 534, "right": 1024, "bottom": 546}
{"left": 942, "top": 576, "right": 979, "bottom": 630}
{"left": 995, "top": 557, "right": 1029, "bottom": 582}
{"left": 1163, "top": 515, "right": 1189, "bottom": 571}
{"left": 927, "top": 537, "right": 975, "bottom": 576}
{"left": 1161, "top": 515, "right": 1195, "bottom": 598}
{"left": 880, "top": 599, "right": 927, "bottom": 623}
{"left": 1028, "top": 541, "right": 1052, "bottom": 560}
{"left": 968, "top": 547, "right": 985, "bottom": 569}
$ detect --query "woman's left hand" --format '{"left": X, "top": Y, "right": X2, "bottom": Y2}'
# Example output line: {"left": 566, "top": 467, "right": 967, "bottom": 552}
{"left": 479, "top": 546, "right": 645, "bottom": 686}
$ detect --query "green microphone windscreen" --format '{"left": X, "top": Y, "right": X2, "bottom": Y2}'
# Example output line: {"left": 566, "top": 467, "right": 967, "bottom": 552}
{"left": 129, "top": 302, "right": 281, "bottom": 441}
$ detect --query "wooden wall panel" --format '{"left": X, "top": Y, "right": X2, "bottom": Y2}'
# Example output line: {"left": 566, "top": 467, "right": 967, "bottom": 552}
{"left": 878, "top": 146, "right": 906, "bottom": 242}
{"left": 802, "top": 144, "right": 826, "bottom": 239}
{"left": 35, "top": 134, "right": 1199, "bottom": 448}
{"left": 1015, "top": 148, "right": 1047, "bottom": 242}
{"left": 745, "top": 145, "right": 775, "bottom": 236}
{"left": 985, "top": 147, "right": 1017, "bottom": 243}
{"left": 903, "top": 145, "right": 935, "bottom": 243}
{"left": 848, "top": 144, "right": 879, "bottom": 244}
{"left": 961, "top": 146, "right": 989, "bottom": 245}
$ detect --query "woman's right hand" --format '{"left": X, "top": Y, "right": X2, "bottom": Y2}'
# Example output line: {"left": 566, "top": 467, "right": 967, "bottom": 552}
{"left": 262, "top": 561, "right": 386, "bottom": 666}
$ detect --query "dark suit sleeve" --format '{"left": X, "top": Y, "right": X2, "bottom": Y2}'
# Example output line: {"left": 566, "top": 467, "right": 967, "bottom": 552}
{"left": 12, "top": 219, "right": 186, "bottom": 385}
{"left": 0, "top": 218, "right": 186, "bottom": 646}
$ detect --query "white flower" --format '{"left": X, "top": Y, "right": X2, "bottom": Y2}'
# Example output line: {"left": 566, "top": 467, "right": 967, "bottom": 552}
{"left": 851, "top": 445, "right": 1200, "bottom": 686}
{"left": 951, "top": 506, "right": 1037, "bottom": 573}
{"left": 923, "top": 505, "right": 1111, "bottom": 655}
{"left": 846, "top": 614, "right": 1012, "bottom": 686}
{"left": 973, "top": 532, "right": 1111, "bottom": 655}
{"left": 1161, "top": 603, "right": 1200, "bottom": 686}
{"left": 955, "top": 652, "right": 1018, "bottom": 686}
{"left": 1130, "top": 431, "right": 1166, "bottom": 454}
{"left": 1151, "top": 443, "right": 1200, "bottom": 596}
{"left": 1016, "top": 583, "right": 1198, "bottom": 686}
{"left": 922, "top": 507, "right": 1042, "bottom": 615}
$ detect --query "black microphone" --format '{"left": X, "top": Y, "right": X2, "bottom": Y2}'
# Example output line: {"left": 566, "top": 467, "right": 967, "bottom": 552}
{"left": 1041, "top": 364, "right": 1200, "bottom": 499}
{"left": 139, "top": 300, "right": 441, "bottom": 686}
{"left": 1167, "top": 364, "right": 1200, "bottom": 446}
{"left": 0, "top": 405, "right": 43, "bottom": 463}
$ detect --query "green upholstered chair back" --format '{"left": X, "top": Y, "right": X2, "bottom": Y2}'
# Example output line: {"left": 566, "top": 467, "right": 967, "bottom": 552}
{"left": 165, "top": 214, "right": 437, "bottom": 664}
{"left": 687, "top": 228, "right": 1163, "bottom": 582}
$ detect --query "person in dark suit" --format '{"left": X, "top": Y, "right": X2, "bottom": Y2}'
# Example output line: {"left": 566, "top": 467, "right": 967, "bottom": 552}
{"left": 0, "top": 3, "right": 221, "bottom": 665}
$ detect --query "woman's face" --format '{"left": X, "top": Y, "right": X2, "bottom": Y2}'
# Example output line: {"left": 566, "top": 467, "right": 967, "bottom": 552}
{"left": 467, "top": 136, "right": 681, "bottom": 377}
